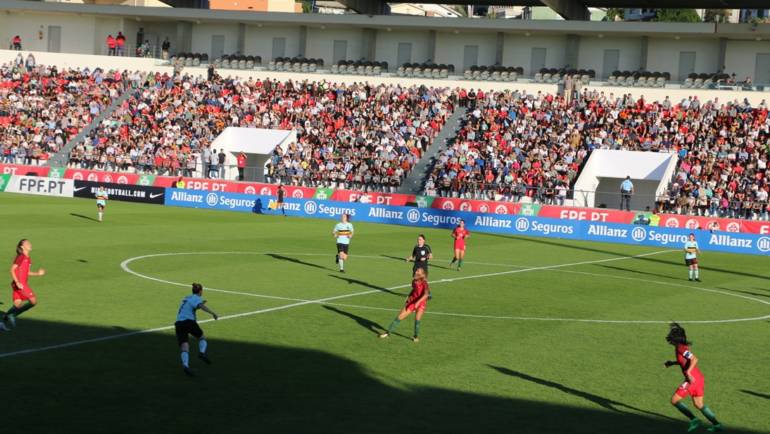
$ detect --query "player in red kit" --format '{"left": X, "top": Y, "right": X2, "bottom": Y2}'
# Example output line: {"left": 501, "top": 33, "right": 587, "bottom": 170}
{"left": 4, "top": 239, "right": 46, "bottom": 329}
{"left": 449, "top": 219, "right": 470, "bottom": 271}
{"left": 379, "top": 268, "right": 430, "bottom": 343}
{"left": 664, "top": 323, "right": 722, "bottom": 432}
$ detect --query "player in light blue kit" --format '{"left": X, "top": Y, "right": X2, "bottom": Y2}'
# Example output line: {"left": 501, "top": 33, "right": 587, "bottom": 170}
{"left": 333, "top": 214, "right": 354, "bottom": 273}
{"left": 175, "top": 283, "right": 219, "bottom": 377}
{"left": 95, "top": 186, "right": 108, "bottom": 222}
{"left": 684, "top": 233, "right": 701, "bottom": 282}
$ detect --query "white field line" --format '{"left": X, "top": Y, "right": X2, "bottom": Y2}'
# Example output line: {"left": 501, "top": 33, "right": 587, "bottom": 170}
{"left": 0, "top": 250, "right": 670, "bottom": 359}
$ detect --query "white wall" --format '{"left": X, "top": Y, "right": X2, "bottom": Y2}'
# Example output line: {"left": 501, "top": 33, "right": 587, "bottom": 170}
{"left": 375, "top": 29, "right": 431, "bottom": 69}
{"left": 93, "top": 17, "right": 123, "bottom": 56}
{"left": 647, "top": 37, "right": 720, "bottom": 81}
{"left": 192, "top": 23, "right": 239, "bottom": 58}
{"left": 435, "top": 31, "right": 497, "bottom": 69}
{"left": 724, "top": 40, "right": 770, "bottom": 84}
{"left": 306, "top": 27, "right": 363, "bottom": 63}
{"left": 577, "top": 36, "right": 642, "bottom": 74}
{"left": 503, "top": 34, "right": 565, "bottom": 76}
{"left": 243, "top": 25, "right": 301, "bottom": 60}
{"left": 0, "top": 11, "right": 97, "bottom": 54}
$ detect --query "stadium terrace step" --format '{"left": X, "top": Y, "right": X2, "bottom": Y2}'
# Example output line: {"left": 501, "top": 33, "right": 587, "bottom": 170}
{"left": 398, "top": 107, "right": 464, "bottom": 196}
{"left": 46, "top": 91, "right": 132, "bottom": 168}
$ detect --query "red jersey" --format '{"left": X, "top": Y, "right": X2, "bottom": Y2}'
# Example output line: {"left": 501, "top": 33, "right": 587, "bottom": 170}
{"left": 675, "top": 343, "right": 703, "bottom": 380}
{"left": 12, "top": 254, "right": 31, "bottom": 288}
{"left": 453, "top": 227, "right": 470, "bottom": 241}
{"left": 406, "top": 279, "right": 429, "bottom": 307}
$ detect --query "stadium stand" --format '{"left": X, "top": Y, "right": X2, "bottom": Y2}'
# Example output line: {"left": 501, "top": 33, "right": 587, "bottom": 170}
{"left": 68, "top": 72, "right": 453, "bottom": 191}
{"left": 425, "top": 88, "right": 770, "bottom": 220}
{"left": 0, "top": 57, "right": 121, "bottom": 166}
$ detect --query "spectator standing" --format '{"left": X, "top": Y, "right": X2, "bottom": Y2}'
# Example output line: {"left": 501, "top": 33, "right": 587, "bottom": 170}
{"left": 207, "top": 64, "right": 215, "bottom": 81}
{"left": 106, "top": 35, "right": 116, "bottom": 56}
{"left": 620, "top": 176, "right": 634, "bottom": 211}
{"left": 237, "top": 151, "right": 247, "bottom": 181}
{"left": 11, "top": 35, "right": 21, "bottom": 51}
{"left": 161, "top": 37, "right": 171, "bottom": 60}
{"left": 208, "top": 151, "right": 218, "bottom": 179}
{"left": 202, "top": 147, "right": 212, "bottom": 179}
{"left": 24, "top": 53, "right": 35, "bottom": 72}
{"left": 218, "top": 149, "right": 226, "bottom": 179}
{"left": 115, "top": 32, "right": 126, "bottom": 56}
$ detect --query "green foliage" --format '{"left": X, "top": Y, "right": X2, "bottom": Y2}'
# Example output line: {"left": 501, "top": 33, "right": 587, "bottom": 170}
{"left": 654, "top": 8, "right": 702, "bottom": 23}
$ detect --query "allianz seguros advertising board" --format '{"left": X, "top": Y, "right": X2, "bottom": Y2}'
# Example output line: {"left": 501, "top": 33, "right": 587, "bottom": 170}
{"left": 163, "top": 188, "right": 770, "bottom": 256}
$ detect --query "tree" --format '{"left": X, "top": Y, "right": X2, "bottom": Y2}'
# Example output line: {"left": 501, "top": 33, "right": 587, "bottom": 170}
{"left": 604, "top": 8, "right": 624, "bottom": 21}
{"left": 704, "top": 9, "right": 731, "bottom": 23}
{"left": 653, "top": 9, "right": 701, "bottom": 23}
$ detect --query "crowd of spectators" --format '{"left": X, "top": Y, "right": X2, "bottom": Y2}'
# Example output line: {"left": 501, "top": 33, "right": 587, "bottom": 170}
{"left": 426, "top": 88, "right": 770, "bottom": 220}
{"left": 0, "top": 57, "right": 121, "bottom": 166}
{"left": 70, "top": 73, "right": 452, "bottom": 191}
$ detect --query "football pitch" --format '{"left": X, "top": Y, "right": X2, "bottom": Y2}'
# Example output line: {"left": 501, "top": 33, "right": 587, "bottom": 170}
{"left": 1, "top": 194, "right": 769, "bottom": 434}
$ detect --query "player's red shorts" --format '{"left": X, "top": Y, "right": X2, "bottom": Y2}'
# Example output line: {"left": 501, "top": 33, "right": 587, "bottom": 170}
{"left": 685, "top": 258, "right": 698, "bottom": 266}
{"left": 675, "top": 373, "right": 705, "bottom": 398}
{"left": 11, "top": 282, "right": 35, "bottom": 302}
{"left": 405, "top": 300, "right": 427, "bottom": 313}
{"left": 454, "top": 241, "right": 466, "bottom": 251}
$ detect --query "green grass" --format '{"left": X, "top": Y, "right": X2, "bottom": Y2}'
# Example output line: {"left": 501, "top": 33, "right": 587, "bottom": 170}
{"left": 1, "top": 194, "right": 769, "bottom": 434}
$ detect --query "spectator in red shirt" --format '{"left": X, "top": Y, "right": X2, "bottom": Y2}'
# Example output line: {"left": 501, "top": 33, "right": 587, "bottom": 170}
{"left": 115, "top": 32, "right": 126, "bottom": 56}
{"left": 11, "top": 35, "right": 21, "bottom": 51}
{"left": 106, "top": 35, "right": 116, "bottom": 56}
{"left": 237, "top": 151, "right": 247, "bottom": 181}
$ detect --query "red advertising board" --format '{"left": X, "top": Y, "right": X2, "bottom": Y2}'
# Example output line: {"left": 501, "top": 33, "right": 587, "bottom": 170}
{"left": 431, "top": 198, "right": 521, "bottom": 215}
{"left": 537, "top": 205, "right": 636, "bottom": 223}
{"left": 0, "top": 163, "right": 50, "bottom": 177}
{"left": 331, "top": 189, "right": 415, "bottom": 206}
{"left": 656, "top": 214, "right": 745, "bottom": 233}
{"left": 65, "top": 168, "right": 140, "bottom": 184}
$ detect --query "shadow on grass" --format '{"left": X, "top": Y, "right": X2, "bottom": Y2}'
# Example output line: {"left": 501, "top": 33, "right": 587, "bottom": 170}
{"left": 0, "top": 319, "right": 766, "bottom": 434}
{"left": 716, "top": 287, "right": 770, "bottom": 299}
{"left": 597, "top": 264, "right": 678, "bottom": 281}
{"left": 488, "top": 365, "right": 676, "bottom": 421}
{"left": 265, "top": 253, "right": 330, "bottom": 271}
{"left": 741, "top": 390, "right": 770, "bottom": 401}
{"left": 479, "top": 233, "right": 770, "bottom": 281}
{"left": 323, "top": 305, "right": 385, "bottom": 335}
{"left": 69, "top": 213, "right": 99, "bottom": 222}
{"left": 380, "top": 254, "right": 451, "bottom": 271}
{"left": 327, "top": 274, "right": 400, "bottom": 296}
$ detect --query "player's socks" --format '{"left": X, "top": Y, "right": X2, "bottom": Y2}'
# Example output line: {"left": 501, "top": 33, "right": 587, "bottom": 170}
{"left": 386, "top": 318, "right": 401, "bottom": 333}
{"left": 335, "top": 254, "right": 339, "bottom": 264}
{"left": 687, "top": 418, "right": 703, "bottom": 432}
{"left": 694, "top": 269, "right": 700, "bottom": 281}
{"left": 5, "top": 302, "right": 34, "bottom": 318}
{"left": 699, "top": 406, "right": 719, "bottom": 426}
{"left": 674, "top": 401, "right": 697, "bottom": 420}
{"left": 450, "top": 257, "right": 457, "bottom": 265}
{"left": 181, "top": 351, "right": 190, "bottom": 369}
{"left": 199, "top": 339, "right": 208, "bottom": 354}
{"left": 688, "top": 270, "right": 694, "bottom": 280}
{"left": 413, "top": 320, "right": 421, "bottom": 338}
{"left": 339, "top": 259, "right": 344, "bottom": 271}
{"left": 98, "top": 211, "right": 103, "bottom": 221}
{"left": 458, "top": 259, "right": 463, "bottom": 269}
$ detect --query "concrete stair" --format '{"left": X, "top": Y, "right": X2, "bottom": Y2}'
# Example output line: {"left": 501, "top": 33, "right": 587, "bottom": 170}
{"left": 46, "top": 90, "right": 131, "bottom": 168}
{"left": 398, "top": 107, "right": 465, "bottom": 196}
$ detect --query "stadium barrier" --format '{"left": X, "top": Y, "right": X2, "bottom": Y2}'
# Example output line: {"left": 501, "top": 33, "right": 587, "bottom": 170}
{"left": 73, "top": 181, "right": 166, "bottom": 205}
{"left": 3, "top": 175, "right": 73, "bottom": 197}
{"left": 164, "top": 189, "right": 770, "bottom": 257}
{"left": 3, "top": 162, "right": 770, "bottom": 235}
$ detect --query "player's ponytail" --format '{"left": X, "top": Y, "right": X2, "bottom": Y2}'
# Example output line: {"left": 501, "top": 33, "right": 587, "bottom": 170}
{"left": 16, "top": 239, "right": 27, "bottom": 256}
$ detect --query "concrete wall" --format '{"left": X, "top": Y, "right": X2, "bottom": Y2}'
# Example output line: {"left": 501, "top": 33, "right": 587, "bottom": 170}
{"left": 1, "top": 7, "right": 770, "bottom": 85}
{"left": 647, "top": 37, "right": 721, "bottom": 81}
{"left": 577, "top": 36, "right": 643, "bottom": 74}
{"left": 502, "top": 34, "right": 565, "bottom": 75}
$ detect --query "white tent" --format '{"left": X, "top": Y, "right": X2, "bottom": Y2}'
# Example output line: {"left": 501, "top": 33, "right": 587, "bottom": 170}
{"left": 572, "top": 149, "right": 679, "bottom": 211}
{"left": 211, "top": 127, "right": 296, "bottom": 181}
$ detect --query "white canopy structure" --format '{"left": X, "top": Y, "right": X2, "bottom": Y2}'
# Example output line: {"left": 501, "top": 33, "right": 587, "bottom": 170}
{"left": 572, "top": 149, "right": 679, "bottom": 211}
{"left": 211, "top": 127, "right": 296, "bottom": 181}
